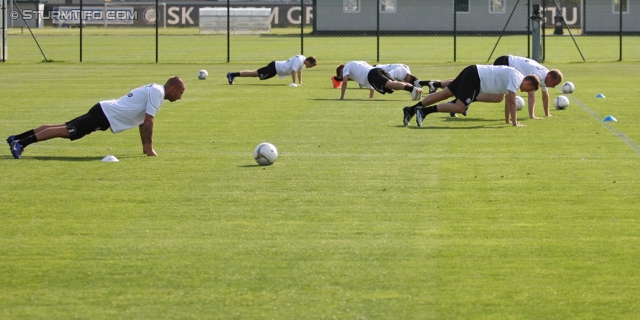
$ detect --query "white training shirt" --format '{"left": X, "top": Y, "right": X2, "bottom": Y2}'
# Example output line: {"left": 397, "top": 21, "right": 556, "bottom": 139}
{"left": 476, "top": 65, "right": 524, "bottom": 95}
{"left": 507, "top": 55, "right": 548, "bottom": 92}
{"left": 100, "top": 83, "right": 165, "bottom": 134}
{"left": 375, "top": 64, "right": 411, "bottom": 82}
{"left": 343, "top": 61, "right": 374, "bottom": 88}
{"left": 275, "top": 55, "right": 306, "bottom": 79}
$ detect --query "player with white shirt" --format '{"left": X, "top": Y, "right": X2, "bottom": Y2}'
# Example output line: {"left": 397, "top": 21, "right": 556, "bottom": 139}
{"left": 6, "top": 76, "right": 185, "bottom": 159}
{"left": 402, "top": 65, "right": 540, "bottom": 127}
{"left": 374, "top": 63, "right": 438, "bottom": 94}
{"left": 439, "top": 55, "right": 563, "bottom": 118}
{"left": 375, "top": 64, "right": 412, "bottom": 82}
{"left": 491, "top": 55, "right": 563, "bottom": 118}
{"left": 226, "top": 55, "right": 317, "bottom": 86}
{"left": 335, "top": 61, "right": 422, "bottom": 100}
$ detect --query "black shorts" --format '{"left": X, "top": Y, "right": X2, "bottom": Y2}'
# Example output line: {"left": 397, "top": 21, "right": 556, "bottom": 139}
{"left": 493, "top": 56, "right": 509, "bottom": 66}
{"left": 367, "top": 68, "right": 394, "bottom": 94}
{"left": 257, "top": 61, "right": 278, "bottom": 80}
{"left": 446, "top": 65, "right": 481, "bottom": 107}
{"left": 65, "top": 103, "right": 111, "bottom": 141}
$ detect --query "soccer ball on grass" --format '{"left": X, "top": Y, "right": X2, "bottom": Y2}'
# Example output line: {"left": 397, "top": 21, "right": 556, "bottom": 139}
{"left": 515, "top": 96, "right": 525, "bottom": 111}
{"left": 554, "top": 96, "right": 570, "bottom": 110}
{"left": 562, "top": 82, "right": 574, "bottom": 94}
{"left": 197, "top": 70, "right": 208, "bottom": 80}
{"left": 254, "top": 142, "right": 278, "bottom": 166}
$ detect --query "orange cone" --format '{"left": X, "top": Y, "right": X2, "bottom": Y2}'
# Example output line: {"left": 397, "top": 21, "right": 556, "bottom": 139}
{"left": 331, "top": 76, "right": 342, "bottom": 89}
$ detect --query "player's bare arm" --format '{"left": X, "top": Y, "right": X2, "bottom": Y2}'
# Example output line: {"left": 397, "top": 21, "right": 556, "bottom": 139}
{"left": 542, "top": 90, "right": 553, "bottom": 117}
{"left": 339, "top": 75, "right": 349, "bottom": 99}
{"left": 507, "top": 91, "right": 525, "bottom": 127}
{"left": 527, "top": 91, "right": 542, "bottom": 119}
{"left": 140, "top": 113, "right": 156, "bottom": 156}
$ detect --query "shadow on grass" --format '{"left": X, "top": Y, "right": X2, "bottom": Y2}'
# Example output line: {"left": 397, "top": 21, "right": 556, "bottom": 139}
{"left": 227, "top": 83, "right": 291, "bottom": 87}
{"left": 392, "top": 118, "right": 507, "bottom": 129}
{"left": 399, "top": 125, "right": 500, "bottom": 130}
{"left": 30, "top": 156, "right": 106, "bottom": 161}
{"left": 441, "top": 117, "right": 505, "bottom": 122}
{"left": 309, "top": 98, "right": 405, "bottom": 102}
{"left": 238, "top": 164, "right": 270, "bottom": 168}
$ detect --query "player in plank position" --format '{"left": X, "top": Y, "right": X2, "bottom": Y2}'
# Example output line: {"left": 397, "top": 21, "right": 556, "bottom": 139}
{"left": 7, "top": 76, "right": 186, "bottom": 159}
{"left": 402, "top": 65, "right": 540, "bottom": 127}
{"left": 226, "top": 55, "right": 317, "bottom": 86}
{"left": 374, "top": 63, "right": 438, "bottom": 94}
{"left": 336, "top": 61, "right": 423, "bottom": 100}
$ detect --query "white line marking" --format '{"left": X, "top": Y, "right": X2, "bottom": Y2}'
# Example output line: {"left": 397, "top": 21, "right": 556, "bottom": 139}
{"left": 570, "top": 95, "right": 640, "bottom": 156}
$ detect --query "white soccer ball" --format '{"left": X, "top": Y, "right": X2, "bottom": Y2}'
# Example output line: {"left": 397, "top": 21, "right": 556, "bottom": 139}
{"left": 554, "top": 95, "right": 570, "bottom": 110}
{"left": 254, "top": 142, "right": 278, "bottom": 166}
{"left": 515, "top": 96, "right": 525, "bottom": 111}
{"left": 562, "top": 81, "right": 574, "bottom": 94}
{"left": 197, "top": 70, "right": 208, "bottom": 80}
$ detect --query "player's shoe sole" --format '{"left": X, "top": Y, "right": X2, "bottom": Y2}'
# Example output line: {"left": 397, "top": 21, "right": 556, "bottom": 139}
{"left": 226, "top": 72, "right": 234, "bottom": 85}
{"left": 427, "top": 82, "right": 436, "bottom": 94}
{"left": 10, "top": 140, "right": 23, "bottom": 159}
{"left": 415, "top": 107, "right": 424, "bottom": 127}
{"left": 6, "top": 135, "right": 15, "bottom": 149}
{"left": 411, "top": 87, "right": 422, "bottom": 101}
{"left": 403, "top": 107, "right": 414, "bottom": 126}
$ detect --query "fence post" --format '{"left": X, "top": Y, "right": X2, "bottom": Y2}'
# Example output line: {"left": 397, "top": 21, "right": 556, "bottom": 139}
{"left": 1, "top": 0, "right": 5, "bottom": 62}
{"left": 301, "top": 0, "right": 304, "bottom": 55}
{"left": 527, "top": 0, "right": 531, "bottom": 58}
{"left": 227, "top": 0, "right": 230, "bottom": 63}
{"left": 453, "top": 3, "right": 457, "bottom": 62}
{"left": 376, "top": 0, "right": 379, "bottom": 62}
{"left": 80, "top": 0, "right": 83, "bottom": 62}
{"left": 542, "top": 0, "right": 546, "bottom": 61}
{"left": 155, "top": 0, "right": 158, "bottom": 63}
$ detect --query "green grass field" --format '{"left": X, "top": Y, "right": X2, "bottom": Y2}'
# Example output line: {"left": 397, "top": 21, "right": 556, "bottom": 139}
{"left": 2, "top": 57, "right": 640, "bottom": 318}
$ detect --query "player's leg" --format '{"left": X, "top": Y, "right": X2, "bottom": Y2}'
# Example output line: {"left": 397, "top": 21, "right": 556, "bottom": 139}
{"left": 227, "top": 70, "right": 261, "bottom": 84}
{"left": 33, "top": 124, "right": 71, "bottom": 141}
{"left": 415, "top": 66, "right": 479, "bottom": 127}
{"left": 383, "top": 79, "right": 422, "bottom": 99}
{"left": 417, "top": 87, "right": 453, "bottom": 107}
{"left": 227, "top": 61, "right": 276, "bottom": 84}
{"left": 384, "top": 80, "right": 412, "bottom": 91}
{"left": 9, "top": 124, "right": 68, "bottom": 159}
{"left": 402, "top": 88, "right": 453, "bottom": 126}
{"left": 9, "top": 104, "right": 109, "bottom": 158}
{"left": 256, "top": 61, "right": 278, "bottom": 81}
{"left": 238, "top": 70, "right": 259, "bottom": 77}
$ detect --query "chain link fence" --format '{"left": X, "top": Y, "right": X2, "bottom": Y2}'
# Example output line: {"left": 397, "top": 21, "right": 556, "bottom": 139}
{"left": 2, "top": 0, "right": 639, "bottom": 64}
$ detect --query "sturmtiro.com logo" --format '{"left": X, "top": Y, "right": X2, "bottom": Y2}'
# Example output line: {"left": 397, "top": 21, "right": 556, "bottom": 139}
{"left": 10, "top": 7, "right": 137, "bottom": 25}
